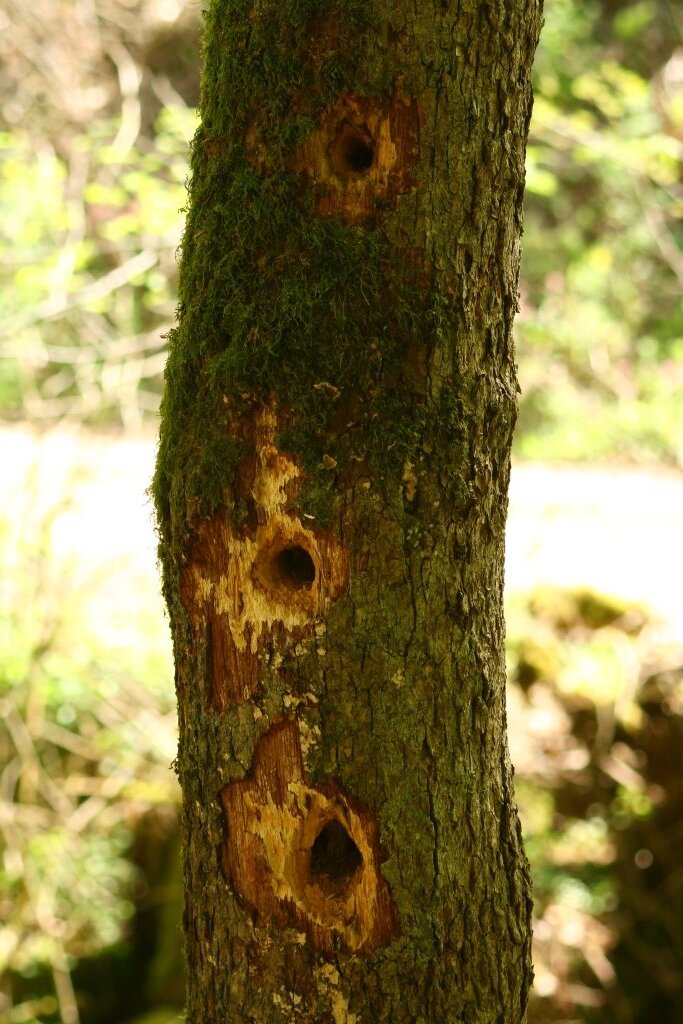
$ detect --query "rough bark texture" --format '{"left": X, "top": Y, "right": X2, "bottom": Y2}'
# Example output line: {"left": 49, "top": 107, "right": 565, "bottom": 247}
{"left": 153, "top": 1, "right": 543, "bottom": 1021}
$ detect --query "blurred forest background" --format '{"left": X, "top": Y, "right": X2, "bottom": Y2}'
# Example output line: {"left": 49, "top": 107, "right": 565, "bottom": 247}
{"left": 0, "top": 1, "right": 682, "bottom": 1023}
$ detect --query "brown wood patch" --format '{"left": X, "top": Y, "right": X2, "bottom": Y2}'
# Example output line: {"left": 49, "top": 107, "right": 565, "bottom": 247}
{"left": 220, "top": 720, "right": 399, "bottom": 954}
{"left": 292, "top": 93, "right": 422, "bottom": 224}
{"left": 180, "top": 408, "right": 349, "bottom": 709}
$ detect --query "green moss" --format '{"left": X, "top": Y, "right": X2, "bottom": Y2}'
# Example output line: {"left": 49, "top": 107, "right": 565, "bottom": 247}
{"left": 152, "top": 0, "right": 450, "bottom": 565}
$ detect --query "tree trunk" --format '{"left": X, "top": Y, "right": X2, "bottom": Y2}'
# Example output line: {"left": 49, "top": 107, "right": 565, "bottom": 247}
{"left": 153, "top": 1, "right": 543, "bottom": 1021}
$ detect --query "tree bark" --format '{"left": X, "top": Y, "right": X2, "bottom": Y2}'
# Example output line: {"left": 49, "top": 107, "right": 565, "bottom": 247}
{"left": 153, "top": 1, "right": 543, "bottom": 1021}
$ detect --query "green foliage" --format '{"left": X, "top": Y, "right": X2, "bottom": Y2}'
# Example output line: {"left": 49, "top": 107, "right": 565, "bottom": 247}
{"left": 0, "top": 105, "right": 194, "bottom": 427}
{"left": 0, "top": 475, "right": 178, "bottom": 1022}
{"left": 517, "top": 0, "right": 683, "bottom": 466}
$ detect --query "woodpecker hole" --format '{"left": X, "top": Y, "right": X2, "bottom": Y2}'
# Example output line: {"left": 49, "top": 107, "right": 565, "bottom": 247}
{"left": 329, "top": 123, "right": 375, "bottom": 179}
{"left": 270, "top": 544, "right": 316, "bottom": 590}
{"left": 309, "top": 819, "right": 363, "bottom": 885}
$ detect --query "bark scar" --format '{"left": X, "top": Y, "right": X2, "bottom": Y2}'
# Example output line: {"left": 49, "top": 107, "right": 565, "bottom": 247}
{"left": 292, "top": 92, "right": 422, "bottom": 224}
{"left": 220, "top": 720, "right": 399, "bottom": 954}
{"left": 180, "top": 407, "right": 349, "bottom": 709}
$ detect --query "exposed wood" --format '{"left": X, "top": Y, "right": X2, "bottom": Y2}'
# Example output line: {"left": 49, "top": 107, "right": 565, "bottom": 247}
{"left": 180, "top": 407, "right": 349, "bottom": 709}
{"left": 292, "top": 93, "right": 422, "bottom": 224}
{"left": 220, "top": 720, "right": 399, "bottom": 953}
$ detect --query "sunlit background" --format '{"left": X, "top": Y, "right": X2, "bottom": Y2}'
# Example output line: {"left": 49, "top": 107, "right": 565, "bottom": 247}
{"left": 1, "top": 1, "right": 681, "bottom": 1022}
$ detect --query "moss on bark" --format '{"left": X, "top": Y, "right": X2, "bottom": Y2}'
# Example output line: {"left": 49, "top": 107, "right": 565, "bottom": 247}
{"left": 154, "top": 0, "right": 543, "bottom": 1020}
